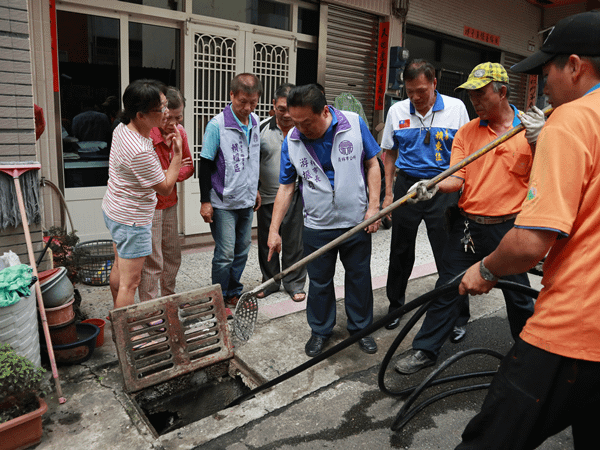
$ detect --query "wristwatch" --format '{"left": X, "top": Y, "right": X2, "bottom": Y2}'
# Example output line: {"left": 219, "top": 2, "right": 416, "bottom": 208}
{"left": 479, "top": 258, "right": 499, "bottom": 282}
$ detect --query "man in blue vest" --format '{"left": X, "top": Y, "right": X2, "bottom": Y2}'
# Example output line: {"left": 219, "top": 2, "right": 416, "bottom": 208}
{"left": 267, "top": 84, "right": 382, "bottom": 357}
{"left": 199, "top": 73, "right": 262, "bottom": 307}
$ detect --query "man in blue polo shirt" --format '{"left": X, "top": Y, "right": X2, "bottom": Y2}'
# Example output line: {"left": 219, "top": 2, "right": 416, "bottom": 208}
{"left": 267, "top": 84, "right": 382, "bottom": 357}
{"left": 381, "top": 59, "right": 470, "bottom": 334}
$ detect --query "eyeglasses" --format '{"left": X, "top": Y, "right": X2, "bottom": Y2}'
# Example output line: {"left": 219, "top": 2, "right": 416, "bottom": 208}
{"left": 150, "top": 104, "right": 168, "bottom": 114}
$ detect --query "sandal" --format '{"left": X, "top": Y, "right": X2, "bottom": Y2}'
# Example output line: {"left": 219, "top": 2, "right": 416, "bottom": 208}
{"left": 256, "top": 287, "right": 279, "bottom": 299}
{"left": 290, "top": 291, "right": 306, "bottom": 302}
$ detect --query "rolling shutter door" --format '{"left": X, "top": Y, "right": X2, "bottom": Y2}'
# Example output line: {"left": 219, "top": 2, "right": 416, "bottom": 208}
{"left": 324, "top": 4, "right": 379, "bottom": 129}
{"left": 503, "top": 52, "right": 528, "bottom": 111}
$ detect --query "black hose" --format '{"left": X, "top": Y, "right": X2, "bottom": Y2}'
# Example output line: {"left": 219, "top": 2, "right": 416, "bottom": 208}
{"left": 226, "top": 275, "right": 540, "bottom": 433}
{"left": 226, "top": 276, "right": 461, "bottom": 408}
{"left": 36, "top": 236, "right": 53, "bottom": 267}
{"left": 380, "top": 279, "right": 540, "bottom": 431}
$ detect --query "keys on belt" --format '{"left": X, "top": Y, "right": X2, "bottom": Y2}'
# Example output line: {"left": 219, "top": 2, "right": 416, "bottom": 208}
{"left": 460, "top": 220, "right": 475, "bottom": 253}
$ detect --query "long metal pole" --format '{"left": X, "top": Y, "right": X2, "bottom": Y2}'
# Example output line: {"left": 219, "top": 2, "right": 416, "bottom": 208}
{"left": 251, "top": 105, "right": 554, "bottom": 295}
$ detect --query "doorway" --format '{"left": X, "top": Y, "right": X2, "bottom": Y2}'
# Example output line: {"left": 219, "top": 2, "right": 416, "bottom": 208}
{"left": 182, "top": 23, "right": 296, "bottom": 235}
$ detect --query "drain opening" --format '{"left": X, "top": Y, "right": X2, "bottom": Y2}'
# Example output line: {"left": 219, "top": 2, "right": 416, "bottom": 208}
{"left": 133, "top": 360, "right": 253, "bottom": 436}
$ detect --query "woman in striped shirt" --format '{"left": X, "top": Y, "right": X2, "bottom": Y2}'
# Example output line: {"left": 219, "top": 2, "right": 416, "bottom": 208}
{"left": 102, "top": 79, "right": 182, "bottom": 310}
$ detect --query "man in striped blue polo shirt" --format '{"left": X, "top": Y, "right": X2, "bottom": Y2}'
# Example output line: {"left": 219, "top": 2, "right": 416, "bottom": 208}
{"left": 381, "top": 59, "right": 469, "bottom": 335}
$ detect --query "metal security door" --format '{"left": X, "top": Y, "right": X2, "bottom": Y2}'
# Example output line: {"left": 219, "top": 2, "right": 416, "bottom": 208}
{"left": 247, "top": 32, "right": 296, "bottom": 119}
{"left": 182, "top": 25, "right": 294, "bottom": 236}
{"left": 322, "top": 4, "right": 379, "bottom": 130}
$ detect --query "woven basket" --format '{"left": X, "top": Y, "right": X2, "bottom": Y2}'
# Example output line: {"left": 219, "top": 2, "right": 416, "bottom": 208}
{"left": 76, "top": 240, "right": 115, "bottom": 286}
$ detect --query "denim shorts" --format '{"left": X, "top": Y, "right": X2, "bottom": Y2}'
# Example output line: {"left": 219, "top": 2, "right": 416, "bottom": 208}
{"left": 103, "top": 211, "right": 152, "bottom": 259}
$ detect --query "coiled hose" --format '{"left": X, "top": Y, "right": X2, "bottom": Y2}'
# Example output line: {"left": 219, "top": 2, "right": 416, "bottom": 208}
{"left": 227, "top": 275, "right": 540, "bottom": 432}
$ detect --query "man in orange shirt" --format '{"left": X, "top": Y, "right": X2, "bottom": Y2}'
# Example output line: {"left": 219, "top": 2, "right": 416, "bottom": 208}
{"left": 456, "top": 11, "right": 600, "bottom": 449}
{"left": 395, "top": 62, "right": 543, "bottom": 375}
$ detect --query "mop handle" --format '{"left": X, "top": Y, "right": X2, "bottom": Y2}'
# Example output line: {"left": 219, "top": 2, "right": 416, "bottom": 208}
{"left": 252, "top": 105, "right": 554, "bottom": 295}
{"left": 8, "top": 169, "right": 66, "bottom": 403}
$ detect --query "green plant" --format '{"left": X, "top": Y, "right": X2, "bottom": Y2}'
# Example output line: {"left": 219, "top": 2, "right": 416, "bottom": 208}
{"left": 45, "top": 226, "right": 87, "bottom": 282}
{"left": 0, "top": 344, "right": 46, "bottom": 423}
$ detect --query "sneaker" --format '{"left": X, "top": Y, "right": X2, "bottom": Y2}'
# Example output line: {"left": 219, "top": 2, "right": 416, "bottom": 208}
{"left": 225, "top": 295, "right": 240, "bottom": 307}
{"left": 450, "top": 325, "right": 467, "bottom": 344}
{"left": 394, "top": 350, "right": 435, "bottom": 375}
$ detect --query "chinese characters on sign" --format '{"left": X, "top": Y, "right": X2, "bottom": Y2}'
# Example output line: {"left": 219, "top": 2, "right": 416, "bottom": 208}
{"left": 527, "top": 74, "right": 538, "bottom": 111}
{"left": 463, "top": 26, "right": 500, "bottom": 46}
{"left": 375, "top": 22, "right": 390, "bottom": 111}
{"left": 434, "top": 130, "right": 450, "bottom": 162}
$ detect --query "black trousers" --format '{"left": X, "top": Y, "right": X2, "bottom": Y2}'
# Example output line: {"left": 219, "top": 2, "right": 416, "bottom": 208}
{"left": 413, "top": 218, "right": 534, "bottom": 358}
{"left": 386, "top": 171, "right": 459, "bottom": 311}
{"left": 457, "top": 339, "right": 600, "bottom": 450}
{"left": 304, "top": 227, "right": 373, "bottom": 338}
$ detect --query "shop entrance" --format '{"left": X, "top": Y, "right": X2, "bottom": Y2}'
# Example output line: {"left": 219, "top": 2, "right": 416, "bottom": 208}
{"left": 181, "top": 23, "right": 296, "bottom": 236}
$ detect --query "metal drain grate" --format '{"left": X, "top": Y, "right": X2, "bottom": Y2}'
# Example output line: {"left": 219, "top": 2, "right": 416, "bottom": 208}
{"left": 110, "top": 285, "right": 233, "bottom": 393}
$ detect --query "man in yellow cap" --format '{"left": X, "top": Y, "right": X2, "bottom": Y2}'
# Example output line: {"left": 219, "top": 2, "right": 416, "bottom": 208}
{"left": 394, "top": 62, "right": 544, "bottom": 375}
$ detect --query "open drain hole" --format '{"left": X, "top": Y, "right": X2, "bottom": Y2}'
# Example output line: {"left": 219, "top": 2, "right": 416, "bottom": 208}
{"left": 132, "top": 360, "right": 254, "bottom": 436}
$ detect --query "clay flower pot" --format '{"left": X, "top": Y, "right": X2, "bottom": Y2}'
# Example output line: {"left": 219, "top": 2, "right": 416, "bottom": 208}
{"left": 48, "top": 318, "right": 78, "bottom": 345}
{"left": 43, "top": 297, "right": 75, "bottom": 327}
{"left": 0, "top": 397, "right": 47, "bottom": 450}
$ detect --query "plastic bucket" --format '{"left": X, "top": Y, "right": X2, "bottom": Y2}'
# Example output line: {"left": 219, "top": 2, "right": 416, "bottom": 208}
{"left": 82, "top": 318, "right": 105, "bottom": 347}
{"left": 39, "top": 266, "right": 74, "bottom": 308}
{"left": 0, "top": 290, "right": 41, "bottom": 367}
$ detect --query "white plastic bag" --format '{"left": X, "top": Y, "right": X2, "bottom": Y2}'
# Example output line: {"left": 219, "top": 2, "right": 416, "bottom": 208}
{"left": 0, "top": 251, "right": 22, "bottom": 270}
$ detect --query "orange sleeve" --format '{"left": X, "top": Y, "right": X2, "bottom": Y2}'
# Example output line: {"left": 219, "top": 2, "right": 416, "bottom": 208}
{"left": 516, "top": 111, "right": 589, "bottom": 235}
{"left": 449, "top": 126, "right": 468, "bottom": 180}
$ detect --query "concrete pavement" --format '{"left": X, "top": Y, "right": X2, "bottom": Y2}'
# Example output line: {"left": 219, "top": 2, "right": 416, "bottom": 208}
{"left": 34, "top": 225, "right": 573, "bottom": 449}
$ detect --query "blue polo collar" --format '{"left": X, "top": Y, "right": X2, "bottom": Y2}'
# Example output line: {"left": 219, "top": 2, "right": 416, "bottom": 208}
{"left": 409, "top": 90, "right": 445, "bottom": 116}
{"left": 585, "top": 82, "right": 600, "bottom": 95}
{"left": 479, "top": 104, "right": 521, "bottom": 128}
{"left": 223, "top": 104, "right": 257, "bottom": 131}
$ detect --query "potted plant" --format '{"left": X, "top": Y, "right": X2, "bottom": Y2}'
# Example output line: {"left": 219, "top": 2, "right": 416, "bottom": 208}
{"left": 43, "top": 226, "right": 87, "bottom": 322}
{"left": 44, "top": 226, "right": 85, "bottom": 283}
{"left": 0, "top": 343, "right": 48, "bottom": 450}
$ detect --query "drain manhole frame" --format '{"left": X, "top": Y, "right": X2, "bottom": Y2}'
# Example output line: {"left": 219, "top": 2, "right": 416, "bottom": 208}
{"left": 110, "top": 284, "right": 234, "bottom": 393}
{"left": 126, "top": 356, "right": 264, "bottom": 438}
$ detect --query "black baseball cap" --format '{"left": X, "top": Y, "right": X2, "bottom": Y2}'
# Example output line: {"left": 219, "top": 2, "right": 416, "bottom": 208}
{"left": 511, "top": 11, "right": 600, "bottom": 74}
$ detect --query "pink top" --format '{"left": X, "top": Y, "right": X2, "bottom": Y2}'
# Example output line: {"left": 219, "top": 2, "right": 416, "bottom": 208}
{"left": 102, "top": 123, "right": 165, "bottom": 226}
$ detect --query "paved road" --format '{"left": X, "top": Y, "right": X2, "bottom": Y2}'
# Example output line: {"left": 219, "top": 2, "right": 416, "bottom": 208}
{"left": 196, "top": 313, "right": 573, "bottom": 450}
